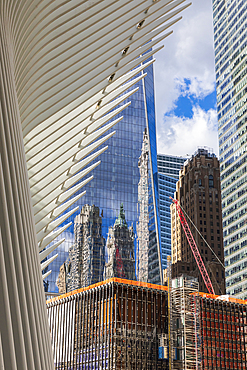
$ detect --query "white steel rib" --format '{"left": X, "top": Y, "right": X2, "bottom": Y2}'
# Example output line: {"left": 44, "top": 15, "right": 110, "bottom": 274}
{"left": 0, "top": 1, "right": 190, "bottom": 368}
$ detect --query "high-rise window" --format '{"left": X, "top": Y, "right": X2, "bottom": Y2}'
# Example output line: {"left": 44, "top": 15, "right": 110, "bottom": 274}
{"left": 213, "top": 0, "right": 247, "bottom": 299}
{"left": 44, "top": 63, "right": 162, "bottom": 292}
{"left": 157, "top": 154, "right": 186, "bottom": 270}
{"left": 209, "top": 175, "right": 214, "bottom": 188}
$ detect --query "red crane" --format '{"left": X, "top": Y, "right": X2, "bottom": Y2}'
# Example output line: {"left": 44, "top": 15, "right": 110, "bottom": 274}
{"left": 170, "top": 197, "right": 215, "bottom": 295}
{"left": 116, "top": 247, "right": 125, "bottom": 278}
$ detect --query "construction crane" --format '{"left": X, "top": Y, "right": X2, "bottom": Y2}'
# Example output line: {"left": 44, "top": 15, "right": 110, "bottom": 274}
{"left": 170, "top": 197, "right": 215, "bottom": 295}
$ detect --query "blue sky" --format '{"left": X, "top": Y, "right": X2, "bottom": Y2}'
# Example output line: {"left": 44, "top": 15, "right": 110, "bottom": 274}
{"left": 172, "top": 79, "right": 217, "bottom": 119}
{"left": 154, "top": 0, "right": 219, "bottom": 157}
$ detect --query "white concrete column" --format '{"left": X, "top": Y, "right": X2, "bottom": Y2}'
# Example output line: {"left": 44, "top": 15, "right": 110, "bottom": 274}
{"left": 0, "top": 13, "right": 54, "bottom": 370}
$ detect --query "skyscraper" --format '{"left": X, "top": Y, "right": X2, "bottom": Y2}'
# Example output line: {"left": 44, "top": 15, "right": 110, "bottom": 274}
{"left": 46, "top": 63, "right": 162, "bottom": 291}
{"left": 137, "top": 130, "right": 149, "bottom": 282}
{"left": 170, "top": 148, "right": 225, "bottom": 295}
{"left": 56, "top": 205, "right": 105, "bottom": 293}
{"left": 157, "top": 154, "right": 186, "bottom": 271}
{"left": 213, "top": 0, "right": 247, "bottom": 298}
{"left": 105, "top": 204, "right": 135, "bottom": 280}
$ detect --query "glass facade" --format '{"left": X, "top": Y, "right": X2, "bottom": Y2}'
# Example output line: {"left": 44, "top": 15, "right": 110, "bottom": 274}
{"left": 213, "top": 0, "right": 247, "bottom": 298}
{"left": 44, "top": 62, "right": 161, "bottom": 292}
{"left": 157, "top": 154, "right": 186, "bottom": 270}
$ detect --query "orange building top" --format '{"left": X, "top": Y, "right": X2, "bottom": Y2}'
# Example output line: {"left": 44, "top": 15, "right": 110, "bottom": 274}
{"left": 46, "top": 278, "right": 168, "bottom": 304}
{"left": 191, "top": 291, "right": 247, "bottom": 305}
{"left": 47, "top": 278, "right": 247, "bottom": 305}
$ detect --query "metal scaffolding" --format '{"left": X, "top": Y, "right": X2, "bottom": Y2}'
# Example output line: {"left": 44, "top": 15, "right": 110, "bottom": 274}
{"left": 171, "top": 276, "right": 201, "bottom": 370}
{"left": 47, "top": 278, "right": 247, "bottom": 369}
{"left": 47, "top": 278, "right": 169, "bottom": 369}
{"left": 200, "top": 295, "right": 247, "bottom": 369}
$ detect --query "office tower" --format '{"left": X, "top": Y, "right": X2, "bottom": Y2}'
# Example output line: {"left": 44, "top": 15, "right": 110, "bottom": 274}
{"left": 46, "top": 62, "right": 163, "bottom": 291}
{"left": 105, "top": 204, "right": 135, "bottom": 280}
{"left": 57, "top": 205, "right": 105, "bottom": 293}
{"left": 170, "top": 148, "right": 226, "bottom": 295}
{"left": 157, "top": 154, "right": 186, "bottom": 271}
{"left": 213, "top": 0, "right": 247, "bottom": 299}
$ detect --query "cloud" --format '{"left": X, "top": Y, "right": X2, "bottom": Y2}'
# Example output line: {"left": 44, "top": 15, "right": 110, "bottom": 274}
{"left": 154, "top": 0, "right": 217, "bottom": 155}
{"left": 157, "top": 106, "right": 219, "bottom": 156}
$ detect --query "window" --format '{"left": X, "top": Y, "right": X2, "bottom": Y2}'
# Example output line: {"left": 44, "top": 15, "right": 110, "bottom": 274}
{"left": 209, "top": 175, "right": 214, "bottom": 188}
{"left": 199, "top": 178, "right": 202, "bottom": 186}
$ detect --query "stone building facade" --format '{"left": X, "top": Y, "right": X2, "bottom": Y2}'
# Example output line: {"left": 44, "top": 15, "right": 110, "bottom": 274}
{"left": 57, "top": 205, "right": 105, "bottom": 293}
{"left": 105, "top": 204, "right": 135, "bottom": 280}
{"left": 170, "top": 148, "right": 226, "bottom": 295}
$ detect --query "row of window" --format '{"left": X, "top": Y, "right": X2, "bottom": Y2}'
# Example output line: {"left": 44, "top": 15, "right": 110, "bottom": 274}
{"left": 215, "top": 14, "right": 247, "bottom": 67}
{"left": 220, "top": 126, "right": 247, "bottom": 164}
{"left": 222, "top": 170, "right": 247, "bottom": 201}
{"left": 218, "top": 102, "right": 246, "bottom": 142}
{"left": 218, "top": 78, "right": 247, "bottom": 122}
{"left": 214, "top": 1, "right": 246, "bottom": 54}
{"left": 218, "top": 77, "right": 247, "bottom": 130}
{"left": 224, "top": 238, "right": 247, "bottom": 258}
{"left": 218, "top": 63, "right": 247, "bottom": 113}
{"left": 224, "top": 227, "right": 247, "bottom": 248}
{"left": 223, "top": 213, "right": 246, "bottom": 237}
{"left": 222, "top": 195, "right": 247, "bottom": 218}
{"left": 225, "top": 249, "right": 247, "bottom": 268}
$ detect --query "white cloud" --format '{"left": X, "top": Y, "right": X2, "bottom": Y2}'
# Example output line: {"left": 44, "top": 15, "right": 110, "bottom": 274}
{"left": 157, "top": 106, "right": 219, "bottom": 156}
{"left": 154, "top": 0, "right": 218, "bottom": 156}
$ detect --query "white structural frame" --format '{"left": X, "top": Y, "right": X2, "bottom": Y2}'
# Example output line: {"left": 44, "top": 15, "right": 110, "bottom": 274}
{"left": 0, "top": 0, "right": 190, "bottom": 369}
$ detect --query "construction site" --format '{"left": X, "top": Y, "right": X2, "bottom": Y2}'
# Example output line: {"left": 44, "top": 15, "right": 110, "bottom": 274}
{"left": 47, "top": 277, "right": 247, "bottom": 369}
{"left": 47, "top": 149, "right": 247, "bottom": 369}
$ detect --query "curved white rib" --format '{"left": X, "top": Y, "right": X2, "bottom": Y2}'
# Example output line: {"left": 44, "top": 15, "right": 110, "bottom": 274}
{"left": 0, "top": 1, "right": 190, "bottom": 368}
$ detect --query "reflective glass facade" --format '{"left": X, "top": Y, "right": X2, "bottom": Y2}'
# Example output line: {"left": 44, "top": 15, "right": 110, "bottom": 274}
{"left": 45, "top": 63, "right": 161, "bottom": 292}
{"left": 157, "top": 154, "right": 186, "bottom": 270}
{"left": 213, "top": 0, "right": 247, "bottom": 298}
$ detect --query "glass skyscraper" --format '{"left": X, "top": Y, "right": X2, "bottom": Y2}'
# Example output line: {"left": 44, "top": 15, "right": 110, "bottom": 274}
{"left": 157, "top": 154, "right": 186, "bottom": 270}
{"left": 45, "top": 63, "right": 162, "bottom": 292}
{"left": 213, "top": 0, "right": 247, "bottom": 298}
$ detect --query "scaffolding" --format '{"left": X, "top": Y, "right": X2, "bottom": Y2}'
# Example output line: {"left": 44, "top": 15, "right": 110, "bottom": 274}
{"left": 47, "top": 278, "right": 169, "bottom": 370}
{"left": 47, "top": 278, "right": 247, "bottom": 369}
{"left": 171, "top": 276, "right": 201, "bottom": 370}
{"left": 200, "top": 296, "right": 247, "bottom": 369}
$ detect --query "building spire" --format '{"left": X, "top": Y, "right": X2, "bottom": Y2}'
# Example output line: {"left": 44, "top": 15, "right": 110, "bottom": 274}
{"left": 115, "top": 203, "right": 128, "bottom": 228}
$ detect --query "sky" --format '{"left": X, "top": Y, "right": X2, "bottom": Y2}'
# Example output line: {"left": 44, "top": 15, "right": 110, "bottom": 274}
{"left": 154, "top": 0, "right": 219, "bottom": 157}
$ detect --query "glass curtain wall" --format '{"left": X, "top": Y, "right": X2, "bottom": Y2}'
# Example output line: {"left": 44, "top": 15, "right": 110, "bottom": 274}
{"left": 44, "top": 62, "right": 161, "bottom": 292}
{"left": 157, "top": 155, "right": 186, "bottom": 271}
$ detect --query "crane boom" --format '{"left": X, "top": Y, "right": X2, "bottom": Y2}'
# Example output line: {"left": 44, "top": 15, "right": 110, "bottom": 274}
{"left": 171, "top": 197, "right": 215, "bottom": 295}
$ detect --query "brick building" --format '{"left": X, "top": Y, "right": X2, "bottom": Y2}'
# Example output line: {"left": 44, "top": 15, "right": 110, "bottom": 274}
{"left": 170, "top": 148, "right": 225, "bottom": 295}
